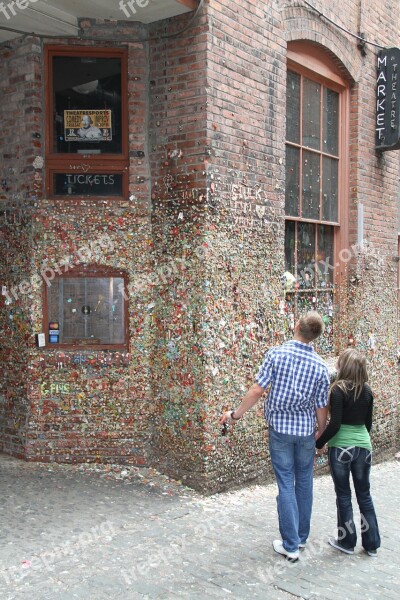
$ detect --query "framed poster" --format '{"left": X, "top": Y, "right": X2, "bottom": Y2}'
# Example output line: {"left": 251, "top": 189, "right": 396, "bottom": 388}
{"left": 64, "top": 110, "right": 113, "bottom": 142}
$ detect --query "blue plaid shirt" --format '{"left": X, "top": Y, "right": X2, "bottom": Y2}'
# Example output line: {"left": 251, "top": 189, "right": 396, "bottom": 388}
{"left": 256, "top": 340, "right": 329, "bottom": 436}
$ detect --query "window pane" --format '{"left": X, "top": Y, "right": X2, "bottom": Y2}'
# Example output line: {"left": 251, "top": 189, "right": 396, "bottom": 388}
{"left": 316, "top": 292, "right": 334, "bottom": 353}
{"left": 302, "top": 78, "right": 321, "bottom": 150}
{"left": 286, "top": 71, "right": 300, "bottom": 144}
{"left": 285, "top": 220, "right": 296, "bottom": 277}
{"left": 285, "top": 146, "right": 300, "bottom": 216}
{"left": 53, "top": 56, "right": 122, "bottom": 154}
{"left": 296, "top": 292, "right": 317, "bottom": 315}
{"left": 322, "top": 157, "right": 338, "bottom": 221}
{"left": 284, "top": 220, "right": 335, "bottom": 353}
{"left": 48, "top": 277, "right": 125, "bottom": 345}
{"left": 323, "top": 88, "right": 339, "bottom": 155}
{"left": 297, "top": 222, "right": 315, "bottom": 288}
{"left": 302, "top": 150, "right": 320, "bottom": 219}
{"left": 317, "top": 224, "right": 334, "bottom": 287}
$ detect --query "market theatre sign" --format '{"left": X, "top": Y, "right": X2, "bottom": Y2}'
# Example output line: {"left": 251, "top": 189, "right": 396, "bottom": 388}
{"left": 376, "top": 47, "right": 400, "bottom": 151}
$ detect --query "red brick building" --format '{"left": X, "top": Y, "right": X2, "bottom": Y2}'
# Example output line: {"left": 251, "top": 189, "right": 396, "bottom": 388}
{"left": 0, "top": 0, "right": 398, "bottom": 492}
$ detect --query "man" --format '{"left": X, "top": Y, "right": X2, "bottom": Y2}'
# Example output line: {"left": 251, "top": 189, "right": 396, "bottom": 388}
{"left": 220, "top": 311, "right": 329, "bottom": 562}
{"left": 77, "top": 115, "right": 103, "bottom": 140}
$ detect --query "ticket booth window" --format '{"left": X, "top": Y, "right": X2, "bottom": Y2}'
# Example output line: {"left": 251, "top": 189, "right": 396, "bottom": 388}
{"left": 43, "top": 266, "right": 128, "bottom": 350}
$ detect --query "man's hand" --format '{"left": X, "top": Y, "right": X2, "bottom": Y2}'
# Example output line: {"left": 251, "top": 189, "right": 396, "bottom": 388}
{"left": 220, "top": 411, "right": 236, "bottom": 425}
{"left": 219, "top": 384, "right": 264, "bottom": 429}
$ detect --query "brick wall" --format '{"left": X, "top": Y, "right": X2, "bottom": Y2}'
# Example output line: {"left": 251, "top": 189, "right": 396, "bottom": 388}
{"left": 198, "top": 0, "right": 399, "bottom": 491}
{"left": 0, "top": 1, "right": 398, "bottom": 492}
{"left": 0, "top": 24, "right": 157, "bottom": 466}
{"left": 148, "top": 10, "right": 210, "bottom": 487}
{"left": 199, "top": 0, "right": 289, "bottom": 491}
{"left": 0, "top": 36, "right": 42, "bottom": 457}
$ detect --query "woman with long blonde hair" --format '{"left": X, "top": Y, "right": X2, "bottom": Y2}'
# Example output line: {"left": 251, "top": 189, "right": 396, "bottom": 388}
{"left": 316, "top": 348, "right": 381, "bottom": 557}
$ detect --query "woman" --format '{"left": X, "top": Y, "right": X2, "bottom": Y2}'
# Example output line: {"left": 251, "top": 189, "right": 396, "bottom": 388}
{"left": 316, "top": 348, "right": 381, "bottom": 557}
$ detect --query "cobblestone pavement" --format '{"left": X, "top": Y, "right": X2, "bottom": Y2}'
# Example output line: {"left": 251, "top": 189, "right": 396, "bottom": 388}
{"left": 0, "top": 453, "right": 399, "bottom": 600}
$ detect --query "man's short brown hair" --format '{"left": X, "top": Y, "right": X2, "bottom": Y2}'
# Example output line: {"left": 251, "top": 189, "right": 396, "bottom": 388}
{"left": 298, "top": 311, "right": 324, "bottom": 342}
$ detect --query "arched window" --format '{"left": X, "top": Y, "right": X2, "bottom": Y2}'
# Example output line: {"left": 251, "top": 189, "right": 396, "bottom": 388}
{"left": 285, "top": 42, "right": 350, "bottom": 353}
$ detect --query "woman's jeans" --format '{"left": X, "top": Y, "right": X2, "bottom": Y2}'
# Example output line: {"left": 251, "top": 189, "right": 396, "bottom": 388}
{"left": 269, "top": 428, "right": 315, "bottom": 553}
{"left": 328, "top": 446, "right": 381, "bottom": 551}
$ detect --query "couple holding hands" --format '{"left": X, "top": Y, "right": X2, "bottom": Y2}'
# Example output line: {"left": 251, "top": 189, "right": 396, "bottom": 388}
{"left": 220, "top": 311, "right": 380, "bottom": 562}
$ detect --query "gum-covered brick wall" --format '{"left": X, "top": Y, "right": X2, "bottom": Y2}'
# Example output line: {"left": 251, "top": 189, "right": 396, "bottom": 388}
{"left": 202, "top": 0, "right": 399, "bottom": 490}
{"left": 148, "top": 11, "right": 210, "bottom": 488}
{"left": 0, "top": 29, "right": 158, "bottom": 465}
{"left": 0, "top": 203, "right": 33, "bottom": 457}
{"left": 197, "top": 1, "right": 292, "bottom": 490}
{"left": 148, "top": 1, "right": 399, "bottom": 492}
{"left": 26, "top": 201, "right": 154, "bottom": 463}
{"left": 148, "top": 4, "right": 327, "bottom": 491}
{"left": 0, "top": 37, "right": 42, "bottom": 457}
{"left": 0, "top": 1, "right": 399, "bottom": 492}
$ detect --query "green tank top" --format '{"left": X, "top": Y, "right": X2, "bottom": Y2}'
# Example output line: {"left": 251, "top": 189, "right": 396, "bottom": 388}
{"left": 328, "top": 424, "right": 372, "bottom": 450}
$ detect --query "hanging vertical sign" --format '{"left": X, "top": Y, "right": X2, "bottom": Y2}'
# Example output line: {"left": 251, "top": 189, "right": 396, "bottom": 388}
{"left": 376, "top": 47, "right": 400, "bottom": 151}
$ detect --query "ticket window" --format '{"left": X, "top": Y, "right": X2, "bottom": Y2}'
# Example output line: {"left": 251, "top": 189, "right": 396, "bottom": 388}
{"left": 43, "top": 266, "right": 128, "bottom": 350}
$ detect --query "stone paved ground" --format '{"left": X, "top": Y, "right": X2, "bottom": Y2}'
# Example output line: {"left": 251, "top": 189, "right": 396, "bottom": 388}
{"left": 0, "top": 453, "right": 399, "bottom": 599}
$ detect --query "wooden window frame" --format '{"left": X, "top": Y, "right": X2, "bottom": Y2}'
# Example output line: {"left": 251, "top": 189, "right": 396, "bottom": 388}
{"left": 286, "top": 42, "right": 350, "bottom": 292}
{"left": 45, "top": 45, "right": 129, "bottom": 200}
{"left": 284, "top": 43, "right": 351, "bottom": 354}
{"left": 42, "top": 264, "right": 129, "bottom": 351}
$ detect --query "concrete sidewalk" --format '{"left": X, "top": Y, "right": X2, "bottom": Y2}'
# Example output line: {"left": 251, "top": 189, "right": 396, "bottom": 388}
{"left": 0, "top": 453, "right": 399, "bottom": 600}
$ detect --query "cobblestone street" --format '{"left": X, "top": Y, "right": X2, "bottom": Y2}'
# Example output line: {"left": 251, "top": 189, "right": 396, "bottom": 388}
{"left": 0, "top": 453, "right": 399, "bottom": 599}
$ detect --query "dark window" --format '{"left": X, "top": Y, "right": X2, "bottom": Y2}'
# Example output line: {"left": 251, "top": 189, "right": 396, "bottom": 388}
{"left": 285, "top": 222, "right": 334, "bottom": 290}
{"left": 52, "top": 55, "right": 122, "bottom": 155}
{"left": 302, "top": 78, "right": 321, "bottom": 150}
{"left": 286, "top": 71, "right": 300, "bottom": 144}
{"left": 285, "top": 73, "right": 339, "bottom": 222}
{"left": 45, "top": 47, "right": 128, "bottom": 199}
{"left": 285, "top": 55, "right": 346, "bottom": 354}
{"left": 285, "top": 146, "right": 300, "bottom": 216}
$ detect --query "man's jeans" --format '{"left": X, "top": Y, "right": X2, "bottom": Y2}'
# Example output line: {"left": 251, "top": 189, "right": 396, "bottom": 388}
{"left": 269, "top": 428, "right": 315, "bottom": 553}
{"left": 328, "top": 446, "right": 381, "bottom": 551}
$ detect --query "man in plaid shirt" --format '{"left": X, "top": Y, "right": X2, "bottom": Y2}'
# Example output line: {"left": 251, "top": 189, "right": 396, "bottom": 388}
{"left": 220, "top": 311, "right": 329, "bottom": 562}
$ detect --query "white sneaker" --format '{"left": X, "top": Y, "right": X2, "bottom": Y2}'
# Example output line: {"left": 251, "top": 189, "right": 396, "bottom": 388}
{"left": 273, "top": 539, "right": 299, "bottom": 562}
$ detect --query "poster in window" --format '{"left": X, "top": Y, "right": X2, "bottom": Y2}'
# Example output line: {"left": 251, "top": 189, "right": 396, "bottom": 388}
{"left": 64, "top": 110, "right": 112, "bottom": 142}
